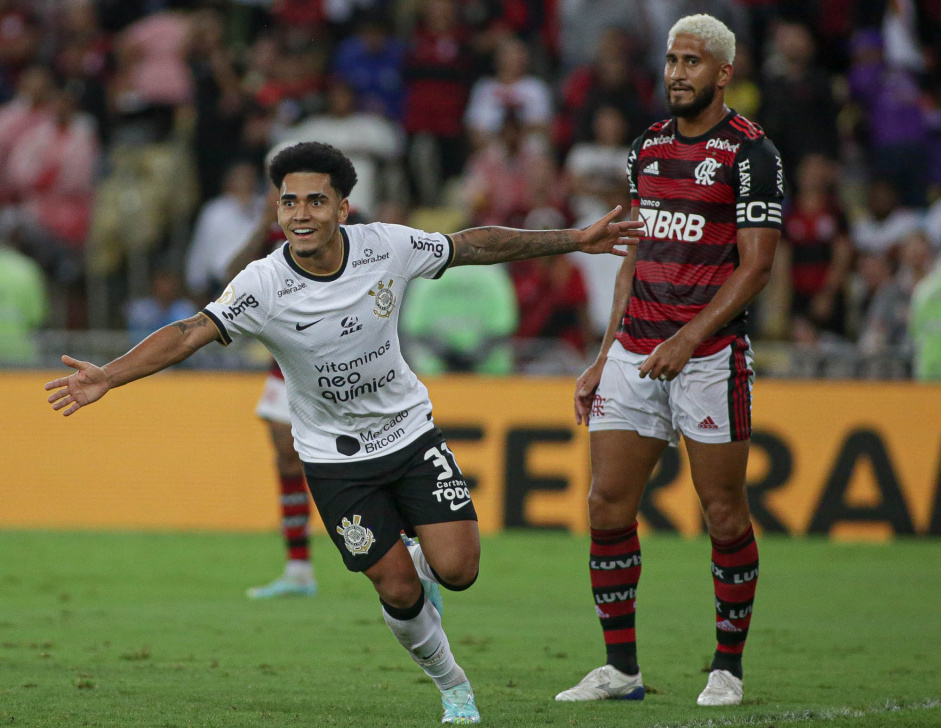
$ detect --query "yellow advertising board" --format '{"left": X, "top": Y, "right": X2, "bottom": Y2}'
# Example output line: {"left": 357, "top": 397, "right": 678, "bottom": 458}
{"left": 4, "top": 373, "right": 940, "bottom": 538}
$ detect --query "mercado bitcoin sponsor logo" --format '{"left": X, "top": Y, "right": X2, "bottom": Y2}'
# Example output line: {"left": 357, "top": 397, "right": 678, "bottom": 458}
{"left": 360, "top": 409, "right": 410, "bottom": 454}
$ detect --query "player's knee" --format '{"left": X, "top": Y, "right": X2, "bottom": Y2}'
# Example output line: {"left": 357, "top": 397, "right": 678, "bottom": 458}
{"left": 702, "top": 497, "right": 750, "bottom": 540}
{"left": 432, "top": 550, "right": 480, "bottom": 591}
{"left": 369, "top": 568, "right": 422, "bottom": 608}
{"left": 587, "top": 482, "right": 634, "bottom": 526}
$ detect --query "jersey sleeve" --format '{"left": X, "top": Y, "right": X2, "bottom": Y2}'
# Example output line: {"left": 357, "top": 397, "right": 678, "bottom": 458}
{"left": 387, "top": 223, "right": 455, "bottom": 281}
{"left": 200, "top": 263, "right": 270, "bottom": 345}
{"left": 733, "top": 137, "right": 785, "bottom": 229}
{"left": 626, "top": 134, "right": 644, "bottom": 204}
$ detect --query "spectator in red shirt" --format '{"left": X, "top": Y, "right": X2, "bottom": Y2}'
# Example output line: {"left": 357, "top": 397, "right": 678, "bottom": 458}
{"left": 782, "top": 154, "right": 853, "bottom": 339}
{"left": 0, "top": 0, "right": 41, "bottom": 101}
{"left": 511, "top": 255, "right": 591, "bottom": 357}
{"left": 403, "top": 0, "right": 474, "bottom": 205}
{"left": 4, "top": 83, "right": 99, "bottom": 284}
{"left": 0, "top": 65, "right": 53, "bottom": 187}
{"left": 462, "top": 109, "right": 557, "bottom": 227}
{"left": 555, "top": 27, "right": 654, "bottom": 154}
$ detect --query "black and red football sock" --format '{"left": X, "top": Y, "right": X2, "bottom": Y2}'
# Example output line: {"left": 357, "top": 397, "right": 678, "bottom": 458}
{"left": 710, "top": 524, "right": 759, "bottom": 679}
{"left": 590, "top": 522, "right": 642, "bottom": 675}
{"left": 279, "top": 474, "right": 311, "bottom": 562}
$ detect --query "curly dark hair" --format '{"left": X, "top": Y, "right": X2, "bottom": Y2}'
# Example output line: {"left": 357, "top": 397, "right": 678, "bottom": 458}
{"left": 268, "top": 142, "right": 358, "bottom": 199}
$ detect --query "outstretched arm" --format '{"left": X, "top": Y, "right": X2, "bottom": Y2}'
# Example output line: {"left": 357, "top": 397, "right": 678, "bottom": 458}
{"left": 45, "top": 313, "right": 220, "bottom": 416}
{"left": 450, "top": 206, "right": 644, "bottom": 266}
{"left": 574, "top": 204, "right": 642, "bottom": 425}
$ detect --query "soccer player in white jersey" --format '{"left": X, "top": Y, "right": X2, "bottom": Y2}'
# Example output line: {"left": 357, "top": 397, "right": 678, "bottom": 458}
{"left": 45, "top": 141, "right": 644, "bottom": 725}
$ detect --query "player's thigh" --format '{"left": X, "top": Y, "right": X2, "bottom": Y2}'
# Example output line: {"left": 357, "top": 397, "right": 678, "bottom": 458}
{"left": 670, "top": 338, "right": 754, "bottom": 446}
{"left": 363, "top": 537, "right": 423, "bottom": 607}
{"left": 265, "top": 419, "right": 293, "bottom": 451}
{"left": 589, "top": 429, "right": 668, "bottom": 529}
{"left": 413, "top": 520, "right": 480, "bottom": 587}
{"left": 303, "top": 466, "right": 406, "bottom": 574}
{"left": 256, "top": 374, "right": 291, "bottom": 424}
{"left": 684, "top": 437, "right": 751, "bottom": 540}
{"left": 393, "top": 433, "right": 479, "bottom": 582}
{"left": 589, "top": 352, "right": 678, "bottom": 443}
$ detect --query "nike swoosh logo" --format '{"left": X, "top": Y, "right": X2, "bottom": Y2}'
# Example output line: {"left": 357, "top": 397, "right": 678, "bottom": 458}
{"left": 450, "top": 500, "right": 472, "bottom": 512}
{"left": 417, "top": 642, "right": 442, "bottom": 661}
{"left": 295, "top": 318, "right": 324, "bottom": 331}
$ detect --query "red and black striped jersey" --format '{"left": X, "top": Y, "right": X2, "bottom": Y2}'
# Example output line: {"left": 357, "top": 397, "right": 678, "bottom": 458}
{"left": 617, "top": 110, "right": 784, "bottom": 357}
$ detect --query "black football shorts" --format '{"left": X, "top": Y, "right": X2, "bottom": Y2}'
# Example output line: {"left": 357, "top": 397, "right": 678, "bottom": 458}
{"left": 303, "top": 428, "right": 477, "bottom": 572}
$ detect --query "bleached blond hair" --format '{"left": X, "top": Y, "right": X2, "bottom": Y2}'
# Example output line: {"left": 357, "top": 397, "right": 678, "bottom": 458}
{"left": 667, "top": 14, "right": 736, "bottom": 65}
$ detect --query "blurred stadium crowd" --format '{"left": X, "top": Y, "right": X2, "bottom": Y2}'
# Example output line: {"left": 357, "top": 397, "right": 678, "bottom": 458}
{"left": 0, "top": 0, "right": 940, "bottom": 379}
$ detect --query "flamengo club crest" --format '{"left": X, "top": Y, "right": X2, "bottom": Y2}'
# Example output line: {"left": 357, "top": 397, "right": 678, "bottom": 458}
{"left": 337, "top": 514, "right": 375, "bottom": 555}
{"left": 369, "top": 279, "right": 396, "bottom": 318}
{"left": 694, "top": 157, "right": 720, "bottom": 186}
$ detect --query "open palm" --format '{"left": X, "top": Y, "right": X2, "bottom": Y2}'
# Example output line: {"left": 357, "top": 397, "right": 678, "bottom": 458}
{"left": 579, "top": 206, "right": 646, "bottom": 255}
{"left": 45, "top": 355, "right": 111, "bottom": 416}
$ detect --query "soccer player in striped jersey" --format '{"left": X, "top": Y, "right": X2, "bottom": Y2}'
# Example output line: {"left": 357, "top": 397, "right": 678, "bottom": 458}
{"left": 556, "top": 14, "right": 784, "bottom": 708}
{"left": 45, "top": 141, "right": 644, "bottom": 725}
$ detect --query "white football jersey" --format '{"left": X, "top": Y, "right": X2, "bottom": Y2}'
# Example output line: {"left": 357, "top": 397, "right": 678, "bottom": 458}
{"left": 202, "top": 222, "right": 454, "bottom": 463}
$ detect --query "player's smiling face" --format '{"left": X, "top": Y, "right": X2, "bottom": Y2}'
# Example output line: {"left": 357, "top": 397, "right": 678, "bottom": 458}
{"left": 664, "top": 33, "right": 731, "bottom": 119}
{"left": 278, "top": 171, "right": 349, "bottom": 270}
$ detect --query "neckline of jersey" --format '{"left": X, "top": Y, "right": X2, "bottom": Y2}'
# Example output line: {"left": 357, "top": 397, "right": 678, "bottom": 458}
{"left": 281, "top": 227, "right": 350, "bottom": 282}
{"left": 672, "top": 108, "right": 737, "bottom": 145}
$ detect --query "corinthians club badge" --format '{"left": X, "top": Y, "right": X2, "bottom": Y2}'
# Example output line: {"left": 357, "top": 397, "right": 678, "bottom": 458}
{"left": 337, "top": 514, "right": 375, "bottom": 555}
{"left": 369, "top": 279, "right": 396, "bottom": 318}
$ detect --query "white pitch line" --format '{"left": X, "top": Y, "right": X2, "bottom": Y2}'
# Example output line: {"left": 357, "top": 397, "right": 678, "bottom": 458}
{"left": 647, "top": 698, "right": 941, "bottom": 728}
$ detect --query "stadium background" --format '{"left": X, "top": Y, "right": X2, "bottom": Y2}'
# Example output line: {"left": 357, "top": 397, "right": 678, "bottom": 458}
{"left": 0, "top": 0, "right": 938, "bottom": 535}
{"left": 1, "top": 3, "right": 940, "bottom": 726}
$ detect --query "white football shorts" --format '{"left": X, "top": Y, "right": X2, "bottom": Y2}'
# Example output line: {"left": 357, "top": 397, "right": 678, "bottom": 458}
{"left": 255, "top": 374, "right": 292, "bottom": 425}
{"left": 589, "top": 338, "right": 754, "bottom": 445}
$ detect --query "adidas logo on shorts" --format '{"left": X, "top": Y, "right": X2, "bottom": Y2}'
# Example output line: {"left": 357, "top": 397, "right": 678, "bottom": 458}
{"left": 698, "top": 416, "right": 719, "bottom": 430}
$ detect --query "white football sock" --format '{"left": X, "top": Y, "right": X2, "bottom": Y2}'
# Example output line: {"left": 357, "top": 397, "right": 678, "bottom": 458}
{"left": 382, "top": 595, "right": 466, "bottom": 690}
{"left": 285, "top": 560, "right": 313, "bottom": 581}
{"left": 406, "top": 542, "right": 439, "bottom": 584}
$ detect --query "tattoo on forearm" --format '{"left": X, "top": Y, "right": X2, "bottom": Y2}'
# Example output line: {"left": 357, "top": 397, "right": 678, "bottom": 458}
{"left": 175, "top": 315, "right": 210, "bottom": 334}
{"left": 452, "top": 227, "right": 576, "bottom": 265}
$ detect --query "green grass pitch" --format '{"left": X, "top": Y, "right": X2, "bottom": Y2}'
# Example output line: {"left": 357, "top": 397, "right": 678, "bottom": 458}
{"left": 0, "top": 531, "right": 938, "bottom": 727}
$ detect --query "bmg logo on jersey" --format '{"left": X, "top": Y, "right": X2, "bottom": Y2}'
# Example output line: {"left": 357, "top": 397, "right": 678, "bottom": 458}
{"left": 410, "top": 235, "right": 444, "bottom": 258}
{"left": 340, "top": 315, "right": 362, "bottom": 336}
{"left": 637, "top": 208, "right": 706, "bottom": 242}
{"left": 221, "top": 292, "right": 259, "bottom": 320}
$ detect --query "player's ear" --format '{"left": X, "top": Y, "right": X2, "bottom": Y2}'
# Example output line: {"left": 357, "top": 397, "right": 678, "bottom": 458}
{"left": 717, "top": 62, "right": 733, "bottom": 89}
{"left": 338, "top": 198, "right": 350, "bottom": 223}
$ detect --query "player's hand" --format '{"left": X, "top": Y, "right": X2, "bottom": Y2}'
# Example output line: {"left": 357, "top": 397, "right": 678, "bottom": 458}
{"left": 45, "top": 355, "right": 111, "bottom": 416}
{"left": 574, "top": 358, "right": 606, "bottom": 426}
{"left": 637, "top": 336, "right": 696, "bottom": 382}
{"left": 577, "top": 206, "right": 646, "bottom": 256}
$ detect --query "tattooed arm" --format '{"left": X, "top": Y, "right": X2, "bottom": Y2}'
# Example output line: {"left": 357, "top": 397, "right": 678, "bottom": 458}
{"left": 449, "top": 206, "right": 645, "bottom": 266}
{"left": 45, "top": 314, "right": 220, "bottom": 416}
